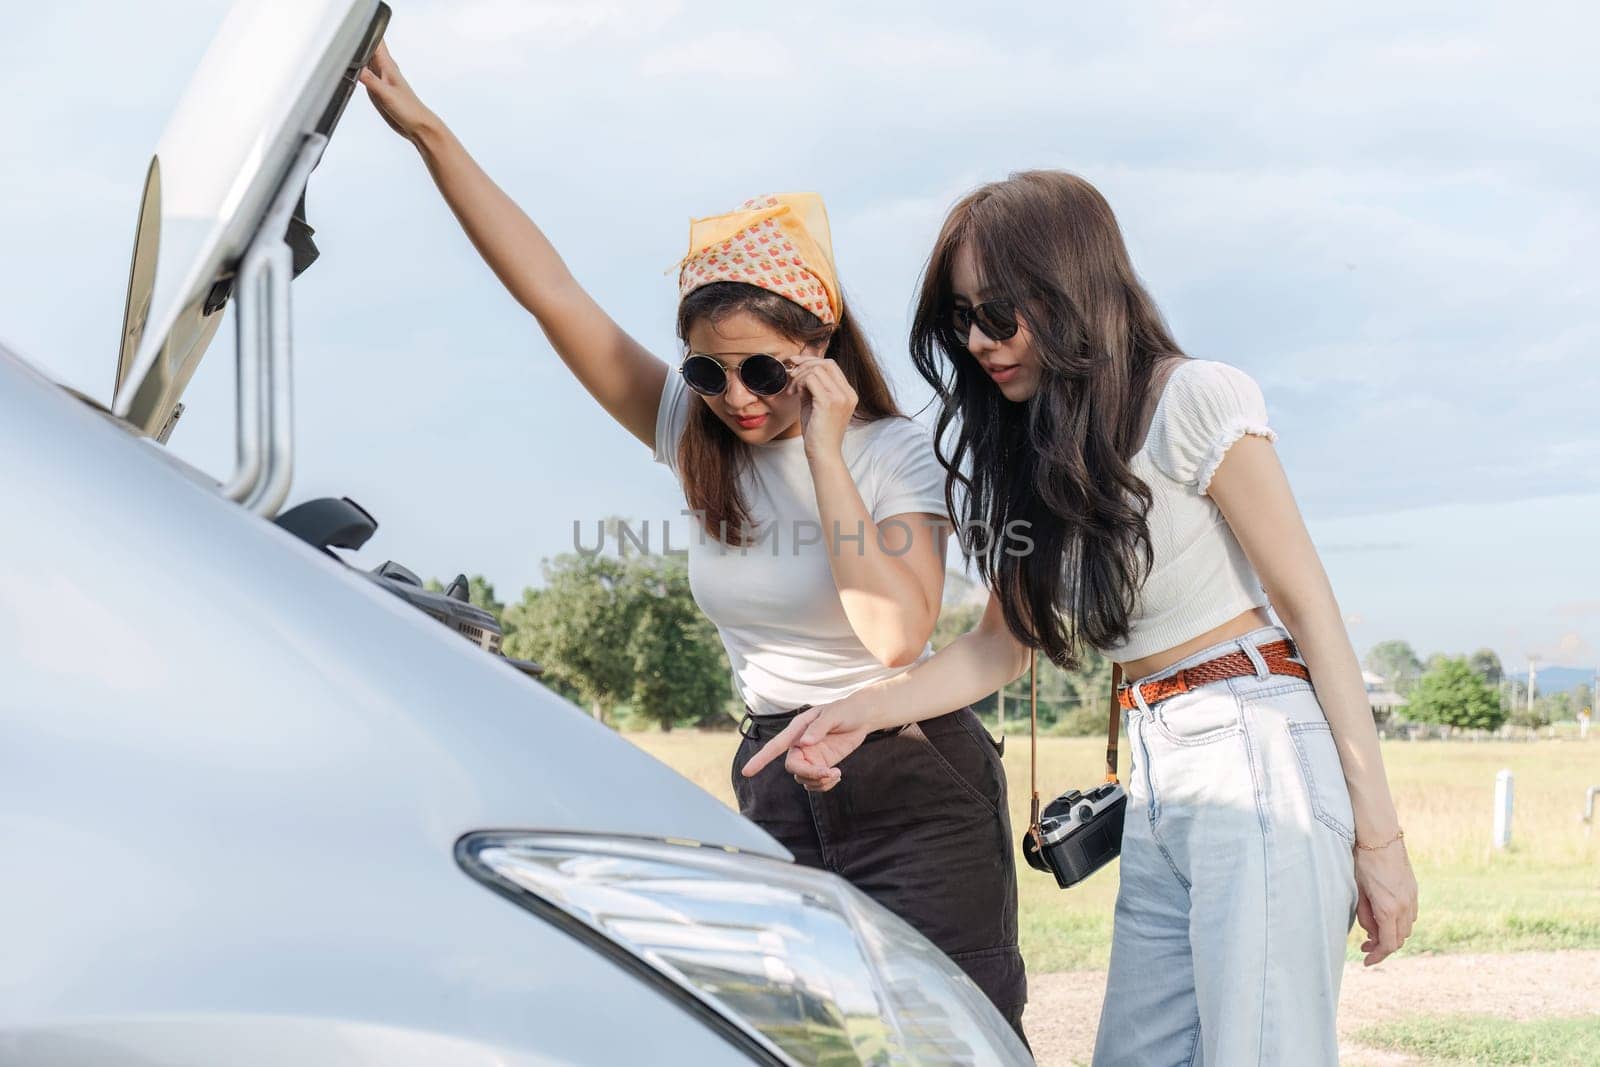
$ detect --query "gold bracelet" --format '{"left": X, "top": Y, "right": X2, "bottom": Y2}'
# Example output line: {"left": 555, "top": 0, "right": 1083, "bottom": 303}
{"left": 1355, "top": 828, "right": 1405, "bottom": 852}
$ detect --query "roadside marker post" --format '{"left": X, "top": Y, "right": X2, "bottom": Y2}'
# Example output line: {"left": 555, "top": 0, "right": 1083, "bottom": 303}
{"left": 1493, "top": 770, "right": 1514, "bottom": 850}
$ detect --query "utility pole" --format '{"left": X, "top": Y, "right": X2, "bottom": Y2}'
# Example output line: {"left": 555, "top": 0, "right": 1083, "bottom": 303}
{"left": 1527, "top": 655, "right": 1541, "bottom": 719}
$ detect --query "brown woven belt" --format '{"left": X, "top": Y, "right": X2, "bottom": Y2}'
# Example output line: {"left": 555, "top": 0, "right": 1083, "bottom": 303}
{"left": 1118, "top": 639, "right": 1310, "bottom": 712}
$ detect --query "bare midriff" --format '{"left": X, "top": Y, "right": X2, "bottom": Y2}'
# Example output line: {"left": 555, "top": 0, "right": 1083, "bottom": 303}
{"left": 1116, "top": 606, "right": 1275, "bottom": 683}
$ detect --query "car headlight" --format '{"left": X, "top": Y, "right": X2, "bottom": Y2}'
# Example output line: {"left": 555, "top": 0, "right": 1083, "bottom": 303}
{"left": 457, "top": 832, "right": 1030, "bottom": 1066}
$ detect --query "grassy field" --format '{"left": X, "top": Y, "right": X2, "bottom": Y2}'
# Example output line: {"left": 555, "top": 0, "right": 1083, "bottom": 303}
{"left": 1353, "top": 1017, "right": 1600, "bottom": 1066}
{"left": 627, "top": 731, "right": 1600, "bottom": 974}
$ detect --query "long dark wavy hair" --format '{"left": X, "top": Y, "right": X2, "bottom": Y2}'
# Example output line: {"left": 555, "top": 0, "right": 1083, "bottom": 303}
{"left": 675, "top": 281, "right": 901, "bottom": 545}
{"left": 910, "top": 170, "right": 1187, "bottom": 668}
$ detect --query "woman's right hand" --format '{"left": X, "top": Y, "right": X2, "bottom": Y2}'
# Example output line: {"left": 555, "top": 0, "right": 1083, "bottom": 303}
{"left": 358, "top": 41, "right": 439, "bottom": 145}
{"left": 1354, "top": 838, "right": 1418, "bottom": 966}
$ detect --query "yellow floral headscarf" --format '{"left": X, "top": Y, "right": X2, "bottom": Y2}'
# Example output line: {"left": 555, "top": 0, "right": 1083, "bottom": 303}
{"left": 677, "top": 193, "right": 842, "bottom": 325}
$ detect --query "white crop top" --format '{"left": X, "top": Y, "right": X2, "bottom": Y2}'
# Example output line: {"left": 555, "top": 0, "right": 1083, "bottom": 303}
{"left": 651, "top": 370, "right": 949, "bottom": 716}
{"left": 1100, "top": 359, "right": 1277, "bottom": 661}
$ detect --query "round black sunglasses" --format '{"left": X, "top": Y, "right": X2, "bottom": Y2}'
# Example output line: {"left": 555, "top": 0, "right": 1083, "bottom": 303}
{"left": 950, "top": 300, "right": 1019, "bottom": 343}
{"left": 678, "top": 352, "right": 795, "bottom": 397}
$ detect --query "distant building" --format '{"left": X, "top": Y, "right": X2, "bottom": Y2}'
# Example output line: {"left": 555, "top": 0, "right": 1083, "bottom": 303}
{"left": 1364, "top": 670, "right": 1408, "bottom": 722}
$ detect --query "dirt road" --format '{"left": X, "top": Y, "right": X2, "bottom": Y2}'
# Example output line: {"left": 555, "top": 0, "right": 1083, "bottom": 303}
{"left": 1022, "top": 950, "right": 1600, "bottom": 1065}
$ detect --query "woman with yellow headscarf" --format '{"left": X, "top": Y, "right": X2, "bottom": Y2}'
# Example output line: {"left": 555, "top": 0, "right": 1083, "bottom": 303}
{"left": 361, "top": 42, "right": 1029, "bottom": 1038}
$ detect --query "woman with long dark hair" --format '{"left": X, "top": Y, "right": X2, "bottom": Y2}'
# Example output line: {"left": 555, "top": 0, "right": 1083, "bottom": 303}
{"left": 746, "top": 170, "right": 1420, "bottom": 1065}
{"left": 359, "top": 44, "right": 1029, "bottom": 1036}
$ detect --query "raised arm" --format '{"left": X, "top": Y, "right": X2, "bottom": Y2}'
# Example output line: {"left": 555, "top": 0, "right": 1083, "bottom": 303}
{"left": 360, "top": 42, "right": 667, "bottom": 446}
{"left": 1208, "top": 435, "right": 1418, "bottom": 965}
{"left": 741, "top": 590, "right": 1029, "bottom": 783}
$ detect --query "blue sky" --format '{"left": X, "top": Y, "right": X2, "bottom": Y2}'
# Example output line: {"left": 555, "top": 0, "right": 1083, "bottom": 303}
{"left": 2, "top": 0, "right": 1596, "bottom": 676}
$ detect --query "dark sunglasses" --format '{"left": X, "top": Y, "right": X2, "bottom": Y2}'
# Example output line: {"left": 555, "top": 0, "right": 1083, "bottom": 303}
{"left": 950, "top": 300, "right": 1019, "bottom": 343}
{"left": 679, "top": 352, "right": 795, "bottom": 397}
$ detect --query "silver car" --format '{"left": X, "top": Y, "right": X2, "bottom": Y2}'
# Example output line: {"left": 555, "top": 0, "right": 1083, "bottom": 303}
{"left": 0, "top": 2, "right": 1031, "bottom": 1064}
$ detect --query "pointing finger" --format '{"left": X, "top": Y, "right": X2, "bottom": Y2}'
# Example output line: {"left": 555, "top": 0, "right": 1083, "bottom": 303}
{"left": 740, "top": 709, "right": 818, "bottom": 778}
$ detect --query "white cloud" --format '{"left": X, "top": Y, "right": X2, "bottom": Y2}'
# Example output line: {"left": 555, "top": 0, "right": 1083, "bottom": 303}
{"left": 1, "top": 0, "right": 1595, "bottom": 654}
{"left": 394, "top": 0, "right": 684, "bottom": 77}
{"left": 639, "top": 29, "right": 796, "bottom": 78}
{"left": 1381, "top": 37, "right": 1488, "bottom": 65}
{"left": 416, "top": 0, "right": 681, "bottom": 46}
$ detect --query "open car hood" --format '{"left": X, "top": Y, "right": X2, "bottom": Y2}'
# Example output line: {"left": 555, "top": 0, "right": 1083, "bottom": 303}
{"left": 114, "top": 0, "right": 388, "bottom": 440}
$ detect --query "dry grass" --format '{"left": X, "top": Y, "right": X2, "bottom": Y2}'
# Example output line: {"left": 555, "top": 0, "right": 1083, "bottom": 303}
{"left": 626, "top": 732, "right": 1600, "bottom": 973}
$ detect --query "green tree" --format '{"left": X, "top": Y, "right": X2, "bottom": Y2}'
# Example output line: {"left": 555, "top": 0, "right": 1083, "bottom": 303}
{"left": 1509, "top": 694, "right": 1551, "bottom": 730}
{"left": 503, "top": 551, "right": 735, "bottom": 730}
{"left": 932, "top": 572, "right": 1115, "bottom": 733}
{"left": 1406, "top": 657, "right": 1506, "bottom": 732}
{"left": 1365, "top": 639, "right": 1424, "bottom": 696}
{"left": 501, "top": 589, "right": 581, "bottom": 707}
{"left": 467, "top": 575, "right": 506, "bottom": 627}
{"left": 1468, "top": 648, "right": 1504, "bottom": 687}
{"left": 1542, "top": 691, "right": 1573, "bottom": 726}
{"left": 1063, "top": 645, "right": 1115, "bottom": 711}
{"left": 625, "top": 558, "right": 733, "bottom": 731}
{"left": 503, "top": 554, "right": 644, "bottom": 724}
{"left": 1040, "top": 646, "right": 1115, "bottom": 735}
{"left": 991, "top": 658, "right": 1066, "bottom": 732}
{"left": 977, "top": 644, "right": 1113, "bottom": 736}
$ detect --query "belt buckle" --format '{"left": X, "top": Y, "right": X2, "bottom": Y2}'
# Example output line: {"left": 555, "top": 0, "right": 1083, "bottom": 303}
{"left": 741, "top": 704, "right": 809, "bottom": 742}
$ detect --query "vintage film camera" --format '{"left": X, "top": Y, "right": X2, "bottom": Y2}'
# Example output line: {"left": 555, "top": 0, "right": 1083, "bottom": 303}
{"left": 1022, "top": 781, "right": 1127, "bottom": 889}
{"left": 1019, "top": 655, "right": 1127, "bottom": 889}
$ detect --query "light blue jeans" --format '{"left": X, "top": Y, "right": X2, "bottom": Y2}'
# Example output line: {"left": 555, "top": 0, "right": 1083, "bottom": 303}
{"left": 1092, "top": 627, "right": 1358, "bottom": 1067}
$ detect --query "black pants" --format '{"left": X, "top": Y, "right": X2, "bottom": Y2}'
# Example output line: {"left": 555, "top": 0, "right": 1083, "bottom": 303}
{"left": 733, "top": 706, "right": 1029, "bottom": 1043}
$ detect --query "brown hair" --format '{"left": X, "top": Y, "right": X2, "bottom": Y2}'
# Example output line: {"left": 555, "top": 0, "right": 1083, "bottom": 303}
{"left": 910, "top": 170, "right": 1187, "bottom": 667}
{"left": 675, "top": 282, "right": 901, "bottom": 545}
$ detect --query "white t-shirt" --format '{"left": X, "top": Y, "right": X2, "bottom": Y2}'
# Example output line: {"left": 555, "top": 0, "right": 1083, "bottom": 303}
{"left": 652, "top": 370, "right": 949, "bottom": 715}
{"left": 1102, "top": 359, "right": 1276, "bottom": 661}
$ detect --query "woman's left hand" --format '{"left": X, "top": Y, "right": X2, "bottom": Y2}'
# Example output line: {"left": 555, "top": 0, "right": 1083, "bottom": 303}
{"left": 788, "top": 355, "right": 857, "bottom": 460}
{"left": 1353, "top": 839, "right": 1418, "bottom": 966}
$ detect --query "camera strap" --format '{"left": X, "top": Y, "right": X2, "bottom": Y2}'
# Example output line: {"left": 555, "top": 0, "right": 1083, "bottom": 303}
{"left": 1027, "top": 652, "right": 1124, "bottom": 849}
{"left": 1105, "top": 662, "right": 1123, "bottom": 784}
